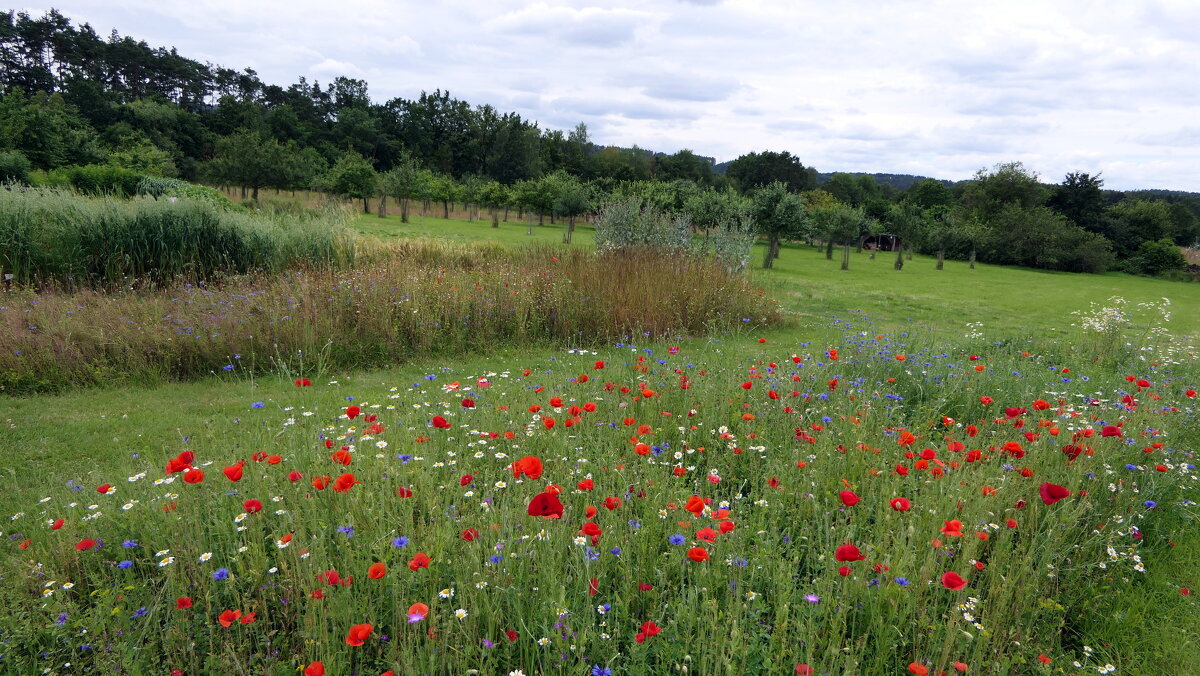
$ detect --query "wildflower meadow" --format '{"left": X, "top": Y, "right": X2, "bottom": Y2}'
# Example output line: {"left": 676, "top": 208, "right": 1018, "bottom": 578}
{"left": 1, "top": 312, "right": 1197, "bottom": 675}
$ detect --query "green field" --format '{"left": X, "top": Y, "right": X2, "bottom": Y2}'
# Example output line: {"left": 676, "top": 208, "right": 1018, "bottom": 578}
{"left": 1, "top": 216, "right": 1198, "bottom": 674}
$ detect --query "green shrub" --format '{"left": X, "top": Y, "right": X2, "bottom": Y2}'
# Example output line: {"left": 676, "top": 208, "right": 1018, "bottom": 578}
{"left": 0, "top": 150, "right": 32, "bottom": 184}
{"left": 1124, "top": 238, "right": 1187, "bottom": 276}
{"left": 45, "top": 163, "right": 145, "bottom": 196}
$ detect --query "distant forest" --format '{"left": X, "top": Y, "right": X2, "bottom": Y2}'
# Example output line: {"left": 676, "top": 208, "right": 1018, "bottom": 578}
{"left": 1, "top": 9, "right": 1198, "bottom": 277}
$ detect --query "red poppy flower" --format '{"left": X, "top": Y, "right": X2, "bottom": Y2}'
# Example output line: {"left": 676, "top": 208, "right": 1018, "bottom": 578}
{"left": 834, "top": 544, "right": 865, "bottom": 562}
{"left": 839, "top": 490, "right": 860, "bottom": 507}
{"left": 288, "top": 470, "right": 303, "bottom": 482}
{"left": 1005, "top": 407, "right": 1026, "bottom": 418}
{"left": 460, "top": 474, "right": 474, "bottom": 486}
{"left": 687, "top": 546, "right": 709, "bottom": 562}
{"left": 1101, "top": 425, "right": 1122, "bottom": 437}
{"left": 1186, "top": 389, "right": 1196, "bottom": 398}
{"left": 396, "top": 486, "right": 413, "bottom": 497}
{"left": 1039, "top": 482, "right": 1071, "bottom": 505}
{"left": 176, "top": 597, "right": 192, "bottom": 609}
{"left": 332, "top": 449, "right": 352, "bottom": 466}
{"left": 408, "top": 552, "right": 431, "bottom": 570}
{"left": 333, "top": 473, "right": 359, "bottom": 493}
{"left": 312, "top": 476, "right": 330, "bottom": 490}
{"left": 890, "top": 497, "right": 911, "bottom": 511}
{"left": 528, "top": 492, "right": 564, "bottom": 518}
{"left": 367, "top": 562, "right": 387, "bottom": 579}
{"left": 218, "top": 609, "right": 242, "bottom": 628}
{"left": 506, "top": 630, "right": 519, "bottom": 642}
{"left": 294, "top": 378, "right": 312, "bottom": 387}
{"left": 640, "top": 620, "right": 662, "bottom": 638}
{"left": 51, "top": 518, "right": 64, "bottom": 530}
{"left": 460, "top": 398, "right": 475, "bottom": 409}
{"left": 222, "top": 463, "right": 244, "bottom": 482}
{"left": 941, "top": 571, "right": 968, "bottom": 590}
{"left": 345, "top": 405, "right": 361, "bottom": 419}
{"left": 684, "top": 495, "right": 706, "bottom": 515}
{"left": 604, "top": 496, "right": 623, "bottom": 511}
{"left": 243, "top": 499, "right": 263, "bottom": 514}
{"left": 941, "top": 520, "right": 964, "bottom": 537}
{"left": 952, "top": 662, "right": 969, "bottom": 672}
{"left": 696, "top": 527, "right": 718, "bottom": 543}
{"left": 240, "top": 612, "right": 257, "bottom": 625}
{"left": 577, "top": 478, "right": 594, "bottom": 491}
{"left": 461, "top": 528, "right": 479, "bottom": 541}
{"left": 510, "top": 456, "right": 544, "bottom": 480}
{"left": 96, "top": 484, "right": 112, "bottom": 494}
{"left": 75, "top": 538, "right": 96, "bottom": 551}
{"left": 588, "top": 577, "right": 599, "bottom": 596}
{"left": 345, "top": 623, "right": 372, "bottom": 646}
{"left": 908, "top": 664, "right": 929, "bottom": 676}
{"left": 304, "top": 662, "right": 324, "bottom": 676}
{"left": 796, "top": 665, "right": 815, "bottom": 675}
{"left": 183, "top": 469, "right": 204, "bottom": 484}
{"left": 432, "top": 415, "right": 451, "bottom": 429}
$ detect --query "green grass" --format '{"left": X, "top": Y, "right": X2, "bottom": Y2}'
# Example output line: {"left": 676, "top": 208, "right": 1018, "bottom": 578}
{"left": 1, "top": 327, "right": 1196, "bottom": 673}
{"left": 352, "top": 213, "right": 1200, "bottom": 339}
{"left": 3, "top": 210, "right": 1200, "bottom": 674}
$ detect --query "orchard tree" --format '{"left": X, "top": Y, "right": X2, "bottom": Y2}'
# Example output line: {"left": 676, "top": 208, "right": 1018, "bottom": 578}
{"left": 751, "top": 181, "right": 808, "bottom": 269}
{"left": 554, "top": 175, "right": 591, "bottom": 243}
{"left": 317, "top": 150, "right": 377, "bottom": 213}
{"left": 205, "top": 128, "right": 298, "bottom": 201}
{"left": 379, "top": 152, "right": 424, "bottom": 223}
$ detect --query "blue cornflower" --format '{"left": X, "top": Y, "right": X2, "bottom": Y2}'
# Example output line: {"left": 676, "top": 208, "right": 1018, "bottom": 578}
{"left": 1144, "top": 500, "right": 1157, "bottom": 508}
{"left": 668, "top": 534, "right": 686, "bottom": 545}
{"left": 121, "top": 540, "right": 137, "bottom": 548}
{"left": 627, "top": 519, "right": 641, "bottom": 529}
{"left": 488, "top": 554, "right": 503, "bottom": 564}
{"left": 117, "top": 560, "right": 132, "bottom": 569}
{"left": 610, "top": 547, "right": 621, "bottom": 556}
{"left": 585, "top": 547, "right": 600, "bottom": 562}
{"left": 212, "top": 568, "right": 230, "bottom": 581}
{"left": 398, "top": 454, "right": 413, "bottom": 464}
{"left": 251, "top": 402, "right": 264, "bottom": 408}
{"left": 132, "top": 607, "right": 148, "bottom": 618}
{"left": 393, "top": 536, "right": 409, "bottom": 548}
{"left": 222, "top": 364, "right": 234, "bottom": 371}
{"left": 55, "top": 613, "right": 68, "bottom": 626}
{"left": 593, "top": 665, "right": 614, "bottom": 676}
{"left": 895, "top": 577, "right": 910, "bottom": 586}
{"left": 337, "top": 525, "right": 355, "bottom": 537}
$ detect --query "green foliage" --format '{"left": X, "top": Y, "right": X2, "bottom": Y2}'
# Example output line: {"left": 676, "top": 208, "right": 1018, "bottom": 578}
{"left": 0, "top": 149, "right": 32, "bottom": 184}
{"left": 593, "top": 197, "right": 691, "bottom": 253}
{"left": 204, "top": 129, "right": 318, "bottom": 200}
{"left": 962, "top": 161, "right": 1048, "bottom": 218}
{"left": 1124, "top": 238, "right": 1187, "bottom": 276}
{"left": 316, "top": 151, "right": 378, "bottom": 208}
{"left": 727, "top": 150, "right": 818, "bottom": 193}
{"left": 981, "top": 204, "right": 1115, "bottom": 273}
{"left": 0, "top": 188, "right": 350, "bottom": 287}
{"left": 751, "top": 181, "right": 809, "bottom": 268}
{"left": 43, "top": 163, "right": 145, "bottom": 196}
{"left": 1106, "top": 200, "right": 1177, "bottom": 257}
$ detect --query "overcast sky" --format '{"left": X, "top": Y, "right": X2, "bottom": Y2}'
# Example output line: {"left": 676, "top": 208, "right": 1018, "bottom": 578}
{"left": 27, "top": 0, "right": 1200, "bottom": 191}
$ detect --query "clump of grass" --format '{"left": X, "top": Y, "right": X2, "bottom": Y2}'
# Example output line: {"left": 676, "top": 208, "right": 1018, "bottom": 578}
{"left": 0, "top": 240, "right": 779, "bottom": 393}
{"left": 0, "top": 187, "right": 355, "bottom": 287}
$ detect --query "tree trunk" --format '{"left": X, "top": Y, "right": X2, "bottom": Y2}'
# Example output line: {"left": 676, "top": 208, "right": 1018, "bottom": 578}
{"left": 841, "top": 243, "right": 851, "bottom": 270}
{"left": 856, "top": 234, "right": 866, "bottom": 253}
{"left": 401, "top": 198, "right": 409, "bottom": 223}
{"left": 936, "top": 247, "right": 945, "bottom": 270}
{"left": 969, "top": 247, "right": 977, "bottom": 269}
{"left": 527, "top": 212, "right": 534, "bottom": 236}
{"left": 825, "top": 239, "right": 834, "bottom": 260}
{"left": 442, "top": 200, "right": 449, "bottom": 219}
{"left": 870, "top": 249, "right": 877, "bottom": 260}
{"left": 894, "top": 241, "right": 905, "bottom": 271}
{"left": 378, "top": 194, "right": 387, "bottom": 218}
{"left": 491, "top": 208, "right": 499, "bottom": 228}
{"left": 763, "top": 235, "right": 778, "bottom": 269}
{"left": 251, "top": 185, "right": 259, "bottom": 202}
{"left": 362, "top": 197, "right": 370, "bottom": 214}
{"left": 563, "top": 215, "right": 576, "bottom": 243}
{"left": 241, "top": 185, "right": 247, "bottom": 199}
{"left": 538, "top": 211, "right": 544, "bottom": 226}
{"left": 503, "top": 206, "right": 509, "bottom": 222}
{"left": 907, "top": 247, "right": 913, "bottom": 261}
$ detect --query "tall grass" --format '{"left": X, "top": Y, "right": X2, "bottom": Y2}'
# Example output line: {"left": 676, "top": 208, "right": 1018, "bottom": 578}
{"left": 0, "top": 241, "right": 779, "bottom": 393}
{"left": 0, "top": 187, "right": 355, "bottom": 287}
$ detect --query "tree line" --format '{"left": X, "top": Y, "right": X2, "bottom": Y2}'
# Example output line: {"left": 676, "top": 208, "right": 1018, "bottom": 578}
{"left": 1, "top": 9, "right": 1198, "bottom": 276}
